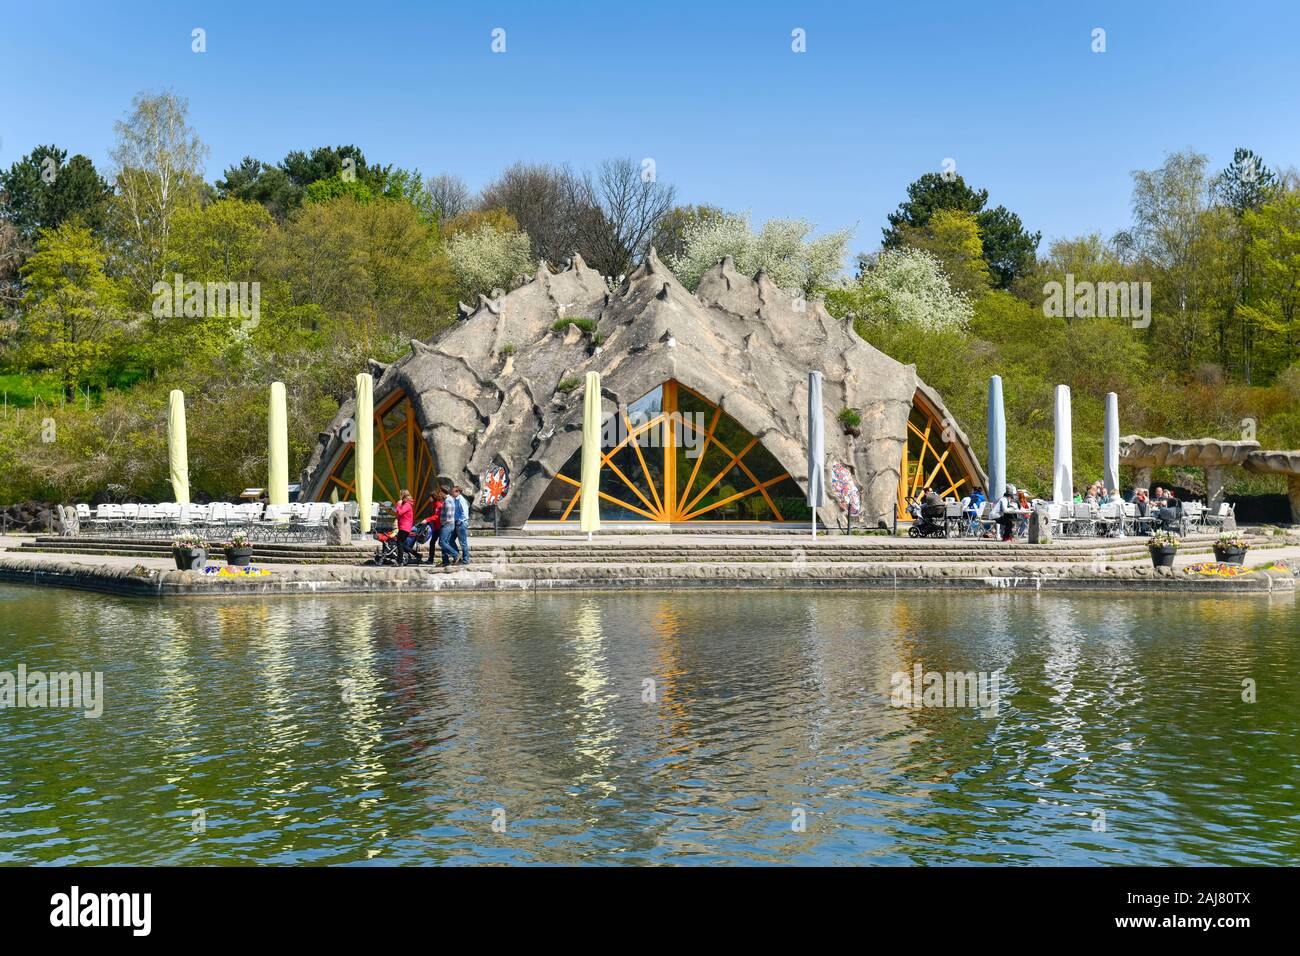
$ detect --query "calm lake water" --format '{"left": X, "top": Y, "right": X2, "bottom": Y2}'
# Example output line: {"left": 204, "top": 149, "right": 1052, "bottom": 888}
{"left": 1, "top": 584, "right": 1296, "bottom": 865}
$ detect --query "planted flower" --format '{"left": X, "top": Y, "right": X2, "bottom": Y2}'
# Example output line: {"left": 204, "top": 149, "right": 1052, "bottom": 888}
{"left": 1212, "top": 531, "right": 1249, "bottom": 566}
{"left": 171, "top": 533, "right": 208, "bottom": 571}
{"left": 224, "top": 530, "right": 254, "bottom": 567}
{"left": 1147, "top": 530, "right": 1179, "bottom": 569}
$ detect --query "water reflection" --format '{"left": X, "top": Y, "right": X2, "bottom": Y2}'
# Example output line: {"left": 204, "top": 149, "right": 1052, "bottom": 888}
{"left": 1, "top": 586, "right": 1296, "bottom": 865}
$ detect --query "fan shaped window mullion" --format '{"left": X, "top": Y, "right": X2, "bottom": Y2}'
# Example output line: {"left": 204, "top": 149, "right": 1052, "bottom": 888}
{"left": 529, "top": 380, "right": 803, "bottom": 523}
{"left": 897, "top": 393, "right": 977, "bottom": 519}
{"left": 315, "top": 391, "right": 436, "bottom": 520}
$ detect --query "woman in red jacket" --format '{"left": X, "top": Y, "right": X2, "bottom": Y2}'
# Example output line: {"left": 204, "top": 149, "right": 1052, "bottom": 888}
{"left": 393, "top": 489, "right": 418, "bottom": 565}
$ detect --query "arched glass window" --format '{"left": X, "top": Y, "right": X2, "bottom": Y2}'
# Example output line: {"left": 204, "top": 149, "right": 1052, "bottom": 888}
{"left": 897, "top": 391, "right": 979, "bottom": 518}
{"left": 316, "top": 391, "right": 437, "bottom": 520}
{"left": 530, "top": 380, "right": 811, "bottom": 523}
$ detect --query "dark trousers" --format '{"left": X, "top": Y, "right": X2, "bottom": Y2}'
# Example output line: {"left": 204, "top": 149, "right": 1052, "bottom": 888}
{"left": 997, "top": 516, "right": 1017, "bottom": 540}
{"left": 396, "top": 530, "right": 420, "bottom": 564}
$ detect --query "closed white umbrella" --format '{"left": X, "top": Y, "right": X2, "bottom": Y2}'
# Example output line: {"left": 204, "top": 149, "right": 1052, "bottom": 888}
{"left": 1053, "top": 384, "right": 1074, "bottom": 503}
{"left": 987, "top": 375, "right": 1006, "bottom": 501}
{"left": 1103, "top": 391, "right": 1120, "bottom": 493}
{"left": 355, "top": 373, "right": 374, "bottom": 534}
{"left": 167, "top": 389, "right": 190, "bottom": 506}
{"left": 268, "top": 381, "right": 289, "bottom": 507}
{"left": 807, "top": 371, "right": 825, "bottom": 537}
{"left": 579, "top": 371, "right": 602, "bottom": 541}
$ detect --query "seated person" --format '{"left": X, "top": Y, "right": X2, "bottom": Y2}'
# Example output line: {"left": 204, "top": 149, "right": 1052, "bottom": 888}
{"left": 1155, "top": 494, "right": 1181, "bottom": 531}
{"left": 964, "top": 487, "right": 986, "bottom": 535}
{"left": 991, "top": 485, "right": 1020, "bottom": 542}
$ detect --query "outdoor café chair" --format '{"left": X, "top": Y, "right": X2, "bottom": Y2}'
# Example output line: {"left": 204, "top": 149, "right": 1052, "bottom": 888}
{"left": 943, "top": 500, "right": 964, "bottom": 537}
{"left": 1071, "top": 503, "right": 1096, "bottom": 537}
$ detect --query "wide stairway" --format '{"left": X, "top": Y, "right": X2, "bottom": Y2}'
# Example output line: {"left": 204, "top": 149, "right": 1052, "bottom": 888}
{"left": 8, "top": 532, "right": 1268, "bottom": 567}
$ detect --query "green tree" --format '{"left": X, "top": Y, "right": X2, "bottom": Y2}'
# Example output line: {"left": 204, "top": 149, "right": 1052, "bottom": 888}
{"left": 303, "top": 175, "right": 374, "bottom": 205}
{"left": 1213, "top": 148, "right": 1279, "bottom": 383}
{"left": 896, "top": 208, "right": 990, "bottom": 296}
{"left": 108, "top": 91, "right": 209, "bottom": 314}
{"left": 215, "top": 157, "right": 299, "bottom": 220}
{"left": 1244, "top": 189, "right": 1300, "bottom": 374}
{"left": 265, "top": 196, "right": 456, "bottom": 383}
{"left": 0, "top": 145, "right": 112, "bottom": 242}
{"left": 18, "top": 222, "right": 124, "bottom": 398}
{"left": 882, "top": 172, "right": 1040, "bottom": 289}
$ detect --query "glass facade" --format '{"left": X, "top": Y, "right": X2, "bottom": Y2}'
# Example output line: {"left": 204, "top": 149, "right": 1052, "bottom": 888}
{"left": 529, "top": 380, "right": 813, "bottom": 523}
{"left": 316, "top": 391, "right": 438, "bottom": 520}
{"left": 896, "top": 393, "right": 979, "bottom": 518}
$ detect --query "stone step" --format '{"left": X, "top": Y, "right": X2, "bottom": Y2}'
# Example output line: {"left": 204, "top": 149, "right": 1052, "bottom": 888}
{"left": 11, "top": 540, "right": 1243, "bottom": 566}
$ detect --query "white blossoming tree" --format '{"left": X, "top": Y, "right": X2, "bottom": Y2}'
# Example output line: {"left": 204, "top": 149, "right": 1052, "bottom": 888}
{"left": 447, "top": 225, "right": 533, "bottom": 300}
{"left": 668, "top": 212, "right": 849, "bottom": 293}
{"left": 832, "top": 247, "right": 972, "bottom": 332}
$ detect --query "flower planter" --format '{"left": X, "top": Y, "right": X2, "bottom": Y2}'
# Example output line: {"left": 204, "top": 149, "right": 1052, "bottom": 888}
{"left": 173, "top": 547, "right": 207, "bottom": 571}
{"left": 1149, "top": 545, "right": 1178, "bottom": 569}
{"left": 1213, "top": 546, "right": 1247, "bottom": 566}
{"left": 224, "top": 546, "right": 254, "bottom": 567}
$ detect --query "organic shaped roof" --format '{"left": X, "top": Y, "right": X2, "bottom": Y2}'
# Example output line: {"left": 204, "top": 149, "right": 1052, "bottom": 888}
{"left": 1119, "top": 435, "right": 1261, "bottom": 467}
{"left": 301, "top": 249, "right": 981, "bottom": 527}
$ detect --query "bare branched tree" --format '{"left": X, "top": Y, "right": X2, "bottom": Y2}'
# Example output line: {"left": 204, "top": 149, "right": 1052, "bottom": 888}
{"left": 583, "top": 157, "right": 676, "bottom": 277}
{"left": 478, "top": 162, "right": 594, "bottom": 266}
{"left": 424, "top": 172, "right": 472, "bottom": 222}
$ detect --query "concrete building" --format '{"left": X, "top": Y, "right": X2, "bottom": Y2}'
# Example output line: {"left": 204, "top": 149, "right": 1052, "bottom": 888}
{"left": 300, "top": 251, "right": 985, "bottom": 529}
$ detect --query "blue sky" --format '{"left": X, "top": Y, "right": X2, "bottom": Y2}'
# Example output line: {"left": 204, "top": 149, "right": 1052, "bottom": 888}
{"left": 2, "top": 0, "right": 1297, "bottom": 259}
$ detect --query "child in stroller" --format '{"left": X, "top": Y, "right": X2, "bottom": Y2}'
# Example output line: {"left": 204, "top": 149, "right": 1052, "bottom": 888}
{"left": 906, "top": 493, "right": 948, "bottom": 538}
{"left": 370, "top": 521, "right": 433, "bottom": 566}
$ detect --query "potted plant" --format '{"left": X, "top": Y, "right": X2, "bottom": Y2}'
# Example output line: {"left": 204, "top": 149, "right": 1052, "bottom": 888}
{"left": 172, "top": 532, "right": 208, "bottom": 571}
{"left": 1147, "top": 530, "right": 1179, "bottom": 569}
{"left": 224, "top": 530, "right": 254, "bottom": 567}
{"left": 1212, "top": 531, "right": 1249, "bottom": 566}
{"left": 838, "top": 407, "right": 862, "bottom": 437}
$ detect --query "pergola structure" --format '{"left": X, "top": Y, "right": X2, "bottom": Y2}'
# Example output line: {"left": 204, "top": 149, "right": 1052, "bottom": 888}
{"left": 1121, "top": 435, "right": 1300, "bottom": 522}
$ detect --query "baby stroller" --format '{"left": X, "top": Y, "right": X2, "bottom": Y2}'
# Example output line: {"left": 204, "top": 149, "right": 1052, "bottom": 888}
{"left": 370, "top": 522, "right": 433, "bottom": 566}
{"left": 906, "top": 496, "right": 947, "bottom": 538}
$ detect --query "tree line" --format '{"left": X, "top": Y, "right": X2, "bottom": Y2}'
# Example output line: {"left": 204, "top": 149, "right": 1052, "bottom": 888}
{"left": 0, "top": 88, "right": 1297, "bottom": 506}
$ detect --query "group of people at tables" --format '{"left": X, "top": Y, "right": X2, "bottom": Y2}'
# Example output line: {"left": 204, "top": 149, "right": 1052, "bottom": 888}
{"left": 913, "top": 479, "right": 1188, "bottom": 541}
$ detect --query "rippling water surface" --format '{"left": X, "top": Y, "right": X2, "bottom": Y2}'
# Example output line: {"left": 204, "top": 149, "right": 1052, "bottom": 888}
{"left": 1, "top": 585, "right": 1296, "bottom": 865}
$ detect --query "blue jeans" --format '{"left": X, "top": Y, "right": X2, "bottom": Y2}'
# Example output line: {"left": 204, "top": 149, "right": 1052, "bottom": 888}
{"left": 438, "top": 523, "right": 460, "bottom": 565}
{"left": 456, "top": 521, "right": 469, "bottom": 564}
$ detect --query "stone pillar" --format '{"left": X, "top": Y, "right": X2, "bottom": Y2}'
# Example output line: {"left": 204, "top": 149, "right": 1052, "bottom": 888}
{"left": 326, "top": 507, "right": 352, "bottom": 546}
{"left": 1027, "top": 508, "right": 1051, "bottom": 544}
{"left": 1205, "top": 466, "right": 1226, "bottom": 509}
{"left": 1290, "top": 475, "right": 1300, "bottom": 526}
{"left": 1133, "top": 466, "right": 1153, "bottom": 491}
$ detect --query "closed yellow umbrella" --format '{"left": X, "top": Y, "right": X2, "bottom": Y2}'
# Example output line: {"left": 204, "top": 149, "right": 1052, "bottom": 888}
{"left": 579, "top": 371, "right": 602, "bottom": 540}
{"left": 355, "top": 373, "right": 374, "bottom": 534}
{"left": 167, "top": 389, "right": 190, "bottom": 505}
{"left": 268, "top": 381, "right": 289, "bottom": 506}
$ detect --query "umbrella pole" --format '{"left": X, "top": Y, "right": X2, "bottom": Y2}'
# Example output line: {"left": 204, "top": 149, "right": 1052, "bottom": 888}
{"left": 811, "top": 511, "right": 817, "bottom": 539}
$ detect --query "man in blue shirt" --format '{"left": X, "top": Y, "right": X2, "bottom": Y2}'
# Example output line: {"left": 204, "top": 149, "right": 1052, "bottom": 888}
{"left": 438, "top": 491, "right": 460, "bottom": 567}
{"left": 451, "top": 486, "right": 470, "bottom": 565}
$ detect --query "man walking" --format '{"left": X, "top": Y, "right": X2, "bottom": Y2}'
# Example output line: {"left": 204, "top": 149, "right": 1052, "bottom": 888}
{"left": 438, "top": 488, "right": 460, "bottom": 567}
{"left": 451, "top": 486, "right": 470, "bottom": 565}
